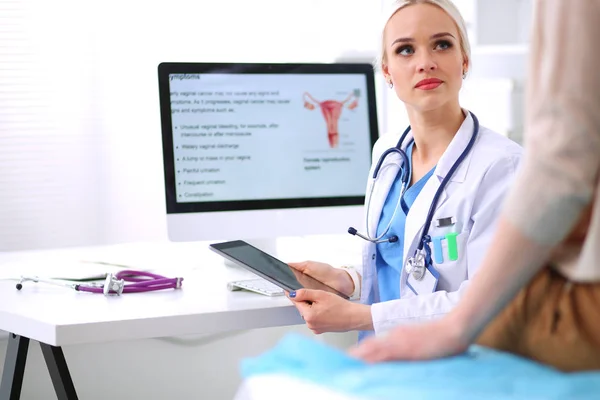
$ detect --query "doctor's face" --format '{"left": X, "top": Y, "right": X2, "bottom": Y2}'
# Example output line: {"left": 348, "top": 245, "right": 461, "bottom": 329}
{"left": 382, "top": 4, "right": 467, "bottom": 113}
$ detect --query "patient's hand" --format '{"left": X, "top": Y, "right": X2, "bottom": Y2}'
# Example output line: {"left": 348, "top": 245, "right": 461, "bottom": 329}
{"left": 288, "top": 261, "right": 355, "bottom": 297}
{"left": 348, "top": 316, "right": 469, "bottom": 363}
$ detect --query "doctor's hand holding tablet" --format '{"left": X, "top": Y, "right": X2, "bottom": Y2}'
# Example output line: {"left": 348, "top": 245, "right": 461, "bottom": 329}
{"left": 285, "top": 0, "right": 524, "bottom": 338}
{"left": 287, "top": 261, "right": 356, "bottom": 299}
{"left": 209, "top": 241, "right": 353, "bottom": 301}
{"left": 209, "top": 241, "right": 374, "bottom": 333}
{"left": 286, "top": 261, "right": 374, "bottom": 334}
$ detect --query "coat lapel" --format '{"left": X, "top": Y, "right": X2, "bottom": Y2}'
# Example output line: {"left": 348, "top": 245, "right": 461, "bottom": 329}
{"left": 402, "top": 110, "right": 477, "bottom": 263}
{"left": 403, "top": 176, "right": 446, "bottom": 262}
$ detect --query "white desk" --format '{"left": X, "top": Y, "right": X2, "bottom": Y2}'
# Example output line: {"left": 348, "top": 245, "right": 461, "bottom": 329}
{"left": 0, "top": 235, "right": 360, "bottom": 400}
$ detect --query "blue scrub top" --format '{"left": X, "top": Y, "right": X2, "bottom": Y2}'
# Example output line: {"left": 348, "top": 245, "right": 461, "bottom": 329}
{"left": 358, "top": 142, "right": 435, "bottom": 342}
{"left": 375, "top": 142, "right": 435, "bottom": 303}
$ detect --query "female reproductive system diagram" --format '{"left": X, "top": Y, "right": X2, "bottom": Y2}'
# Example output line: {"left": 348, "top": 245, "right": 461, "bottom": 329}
{"left": 303, "top": 89, "right": 359, "bottom": 148}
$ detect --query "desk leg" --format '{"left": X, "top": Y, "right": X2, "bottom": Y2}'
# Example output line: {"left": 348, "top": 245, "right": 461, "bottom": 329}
{"left": 40, "top": 344, "right": 78, "bottom": 400}
{"left": 0, "top": 334, "right": 30, "bottom": 400}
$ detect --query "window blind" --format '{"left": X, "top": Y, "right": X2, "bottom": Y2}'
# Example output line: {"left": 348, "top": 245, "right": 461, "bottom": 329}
{"left": 0, "top": 0, "right": 105, "bottom": 251}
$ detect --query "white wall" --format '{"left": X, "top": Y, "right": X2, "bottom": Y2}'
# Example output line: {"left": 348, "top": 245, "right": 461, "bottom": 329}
{"left": 0, "top": 0, "right": 383, "bottom": 252}
{"left": 0, "top": 0, "right": 532, "bottom": 252}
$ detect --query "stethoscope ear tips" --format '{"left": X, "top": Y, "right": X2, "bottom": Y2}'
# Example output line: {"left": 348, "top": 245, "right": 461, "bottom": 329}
{"left": 348, "top": 227, "right": 357, "bottom": 235}
{"left": 389, "top": 236, "right": 399, "bottom": 243}
{"left": 16, "top": 283, "right": 23, "bottom": 290}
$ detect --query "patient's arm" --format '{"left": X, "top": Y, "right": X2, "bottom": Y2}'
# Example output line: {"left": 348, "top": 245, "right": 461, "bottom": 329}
{"left": 452, "top": 0, "right": 600, "bottom": 344}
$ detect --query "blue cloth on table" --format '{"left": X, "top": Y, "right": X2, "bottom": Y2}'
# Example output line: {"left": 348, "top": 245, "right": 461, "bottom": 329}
{"left": 240, "top": 333, "right": 600, "bottom": 400}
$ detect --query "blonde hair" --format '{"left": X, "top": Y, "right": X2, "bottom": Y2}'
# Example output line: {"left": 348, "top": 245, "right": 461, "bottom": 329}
{"left": 378, "top": 0, "right": 471, "bottom": 72}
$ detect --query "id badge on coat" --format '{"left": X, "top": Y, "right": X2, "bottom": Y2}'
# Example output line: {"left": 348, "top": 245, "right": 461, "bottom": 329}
{"left": 406, "top": 265, "right": 440, "bottom": 295}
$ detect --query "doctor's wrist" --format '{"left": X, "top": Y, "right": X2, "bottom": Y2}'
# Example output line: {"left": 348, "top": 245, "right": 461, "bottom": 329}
{"left": 349, "top": 303, "right": 374, "bottom": 331}
{"left": 336, "top": 266, "right": 360, "bottom": 299}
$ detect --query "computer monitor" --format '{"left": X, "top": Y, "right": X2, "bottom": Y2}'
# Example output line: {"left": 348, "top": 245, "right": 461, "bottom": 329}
{"left": 157, "top": 62, "right": 379, "bottom": 254}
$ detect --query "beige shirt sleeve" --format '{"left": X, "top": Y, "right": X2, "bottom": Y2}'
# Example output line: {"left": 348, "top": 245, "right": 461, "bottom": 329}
{"left": 502, "top": 0, "right": 600, "bottom": 247}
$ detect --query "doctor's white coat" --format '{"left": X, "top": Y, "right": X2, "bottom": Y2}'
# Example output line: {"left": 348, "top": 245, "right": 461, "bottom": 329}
{"left": 359, "top": 111, "right": 523, "bottom": 335}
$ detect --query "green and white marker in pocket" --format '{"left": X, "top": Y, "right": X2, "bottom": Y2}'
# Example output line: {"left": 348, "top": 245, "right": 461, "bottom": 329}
{"left": 432, "top": 217, "right": 459, "bottom": 263}
{"left": 445, "top": 232, "right": 459, "bottom": 261}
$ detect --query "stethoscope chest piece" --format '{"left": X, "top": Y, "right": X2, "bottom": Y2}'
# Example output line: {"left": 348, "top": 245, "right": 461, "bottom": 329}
{"left": 103, "top": 273, "right": 125, "bottom": 296}
{"left": 405, "top": 251, "right": 426, "bottom": 281}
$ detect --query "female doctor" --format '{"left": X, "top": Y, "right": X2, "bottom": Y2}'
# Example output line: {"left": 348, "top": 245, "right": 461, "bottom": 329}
{"left": 287, "top": 0, "right": 523, "bottom": 338}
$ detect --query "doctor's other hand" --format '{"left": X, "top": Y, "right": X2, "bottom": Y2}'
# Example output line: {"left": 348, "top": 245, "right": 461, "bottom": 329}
{"left": 348, "top": 316, "right": 469, "bottom": 363}
{"left": 288, "top": 261, "right": 355, "bottom": 296}
{"left": 287, "top": 289, "right": 373, "bottom": 334}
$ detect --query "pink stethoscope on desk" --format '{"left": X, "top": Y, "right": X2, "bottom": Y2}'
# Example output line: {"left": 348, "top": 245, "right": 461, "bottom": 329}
{"left": 15, "top": 270, "right": 183, "bottom": 296}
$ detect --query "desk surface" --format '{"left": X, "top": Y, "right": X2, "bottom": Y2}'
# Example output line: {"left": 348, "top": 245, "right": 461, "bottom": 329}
{"left": 0, "top": 235, "right": 360, "bottom": 346}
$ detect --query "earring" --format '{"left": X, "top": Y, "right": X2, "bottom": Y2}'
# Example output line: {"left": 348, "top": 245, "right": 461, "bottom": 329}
{"left": 388, "top": 81, "right": 393, "bottom": 88}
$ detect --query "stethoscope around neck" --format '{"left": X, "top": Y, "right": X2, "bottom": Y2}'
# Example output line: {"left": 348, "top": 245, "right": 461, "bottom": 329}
{"left": 348, "top": 112, "right": 480, "bottom": 278}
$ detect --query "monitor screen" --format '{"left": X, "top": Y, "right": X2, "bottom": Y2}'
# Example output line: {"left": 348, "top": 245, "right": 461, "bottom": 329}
{"left": 158, "top": 63, "right": 379, "bottom": 216}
